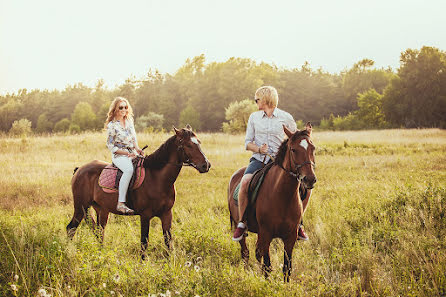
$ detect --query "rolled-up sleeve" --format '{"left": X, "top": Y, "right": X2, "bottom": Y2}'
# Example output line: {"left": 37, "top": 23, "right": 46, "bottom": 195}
{"left": 106, "top": 123, "right": 119, "bottom": 153}
{"left": 244, "top": 114, "right": 255, "bottom": 149}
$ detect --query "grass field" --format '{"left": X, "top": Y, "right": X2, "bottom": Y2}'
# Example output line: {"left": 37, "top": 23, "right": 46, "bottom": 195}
{"left": 1, "top": 129, "right": 445, "bottom": 297}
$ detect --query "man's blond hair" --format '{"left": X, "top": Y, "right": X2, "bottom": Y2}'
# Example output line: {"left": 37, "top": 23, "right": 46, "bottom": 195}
{"left": 255, "top": 86, "right": 279, "bottom": 108}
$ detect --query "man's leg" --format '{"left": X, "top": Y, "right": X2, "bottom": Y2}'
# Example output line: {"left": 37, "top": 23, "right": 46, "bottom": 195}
{"left": 232, "top": 173, "right": 253, "bottom": 241}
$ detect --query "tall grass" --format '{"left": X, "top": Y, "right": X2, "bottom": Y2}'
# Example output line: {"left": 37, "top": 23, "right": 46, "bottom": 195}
{"left": 1, "top": 129, "right": 445, "bottom": 296}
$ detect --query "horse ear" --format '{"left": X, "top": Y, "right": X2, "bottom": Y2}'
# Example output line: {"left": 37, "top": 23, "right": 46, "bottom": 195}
{"left": 283, "top": 125, "right": 293, "bottom": 138}
{"left": 173, "top": 126, "right": 180, "bottom": 135}
{"left": 185, "top": 124, "right": 192, "bottom": 131}
{"left": 305, "top": 122, "right": 312, "bottom": 136}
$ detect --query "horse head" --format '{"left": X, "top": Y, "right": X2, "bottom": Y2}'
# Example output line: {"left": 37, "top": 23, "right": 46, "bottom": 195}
{"left": 173, "top": 124, "right": 211, "bottom": 173}
{"left": 283, "top": 122, "right": 317, "bottom": 189}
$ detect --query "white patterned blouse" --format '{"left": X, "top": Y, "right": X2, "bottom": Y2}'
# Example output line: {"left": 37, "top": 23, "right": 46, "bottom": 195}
{"left": 106, "top": 119, "right": 139, "bottom": 156}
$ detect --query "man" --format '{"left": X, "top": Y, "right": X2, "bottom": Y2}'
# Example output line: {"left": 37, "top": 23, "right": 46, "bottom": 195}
{"left": 232, "top": 86, "right": 312, "bottom": 241}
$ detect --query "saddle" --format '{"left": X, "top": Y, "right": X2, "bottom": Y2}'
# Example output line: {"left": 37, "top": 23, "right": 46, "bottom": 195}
{"left": 233, "top": 162, "right": 308, "bottom": 205}
{"left": 98, "top": 157, "right": 145, "bottom": 194}
{"left": 233, "top": 162, "right": 274, "bottom": 206}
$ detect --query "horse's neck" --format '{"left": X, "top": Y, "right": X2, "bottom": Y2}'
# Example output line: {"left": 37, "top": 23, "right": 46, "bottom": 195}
{"left": 274, "top": 163, "right": 301, "bottom": 198}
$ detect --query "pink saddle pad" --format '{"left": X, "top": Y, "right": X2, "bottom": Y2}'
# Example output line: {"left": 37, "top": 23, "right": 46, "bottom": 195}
{"left": 98, "top": 158, "right": 145, "bottom": 194}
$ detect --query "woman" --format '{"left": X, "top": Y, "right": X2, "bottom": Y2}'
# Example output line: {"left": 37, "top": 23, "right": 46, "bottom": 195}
{"left": 232, "top": 86, "right": 313, "bottom": 241}
{"left": 105, "top": 97, "right": 143, "bottom": 215}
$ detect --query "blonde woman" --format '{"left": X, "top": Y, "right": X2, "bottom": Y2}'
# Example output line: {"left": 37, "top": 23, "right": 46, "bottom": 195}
{"left": 105, "top": 97, "right": 143, "bottom": 214}
{"left": 232, "top": 86, "right": 313, "bottom": 241}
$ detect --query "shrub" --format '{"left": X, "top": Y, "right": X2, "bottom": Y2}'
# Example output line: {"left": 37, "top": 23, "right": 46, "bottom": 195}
{"left": 9, "top": 118, "right": 32, "bottom": 136}
{"left": 54, "top": 118, "right": 71, "bottom": 133}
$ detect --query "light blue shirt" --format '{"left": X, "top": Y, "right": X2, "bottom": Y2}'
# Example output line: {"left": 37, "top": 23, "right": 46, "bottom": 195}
{"left": 245, "top": 108, "right": 297, "bottom": 163}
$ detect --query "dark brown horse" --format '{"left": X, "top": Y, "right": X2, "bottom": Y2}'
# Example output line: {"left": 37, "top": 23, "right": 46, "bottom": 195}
{"left": 228, "top": 125, "right": 316, "bottom": 281}
{"left": 67, "top": 126, "right": 210, "bottom": 256}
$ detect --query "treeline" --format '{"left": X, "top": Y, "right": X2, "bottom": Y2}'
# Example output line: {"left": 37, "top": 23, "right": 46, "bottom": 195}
{"left": 1, "top": 46, "right": 445, "bottom": 134}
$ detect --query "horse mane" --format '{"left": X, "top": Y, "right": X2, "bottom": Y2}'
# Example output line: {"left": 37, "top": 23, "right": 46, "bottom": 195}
{"left": 274, "top": 130, "right": 310, "bottom": 166}
{"left": 143, "top": 135, "right": 177, "bottom": 170}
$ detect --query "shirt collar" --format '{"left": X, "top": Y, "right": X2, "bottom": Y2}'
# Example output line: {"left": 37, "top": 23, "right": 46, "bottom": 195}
{"left": 262, "top": 108, "right": 278, "bottom": 118}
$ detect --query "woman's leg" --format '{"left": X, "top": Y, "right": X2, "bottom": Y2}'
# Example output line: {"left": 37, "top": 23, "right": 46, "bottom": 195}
{"left": 112, "top": 156, "right": 134, "bottom": 203}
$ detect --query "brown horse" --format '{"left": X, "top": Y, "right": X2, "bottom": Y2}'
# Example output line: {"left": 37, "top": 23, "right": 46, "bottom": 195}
{"left": 67, "top": 126, "right": 210, "bottom": 256}
{"left": 228, "top": 125, "right": 316, "bottom": 281}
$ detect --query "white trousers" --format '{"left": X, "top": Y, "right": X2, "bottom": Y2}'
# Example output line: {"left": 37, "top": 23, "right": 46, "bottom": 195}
{"left": 112, "top": 155, "right": 134, "bottom": 203}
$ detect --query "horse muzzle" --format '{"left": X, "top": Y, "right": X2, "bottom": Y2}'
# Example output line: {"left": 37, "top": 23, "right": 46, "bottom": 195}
{"left": 302, "top": 175, "right": 317, "bottom": 189}
{"left": 197, "top": 161, "right": 211, "bottom": 173}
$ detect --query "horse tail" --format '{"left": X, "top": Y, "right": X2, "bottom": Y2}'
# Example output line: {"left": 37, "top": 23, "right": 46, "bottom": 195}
{"left": 73, "top": 167, "right": 79, "bottom": 175}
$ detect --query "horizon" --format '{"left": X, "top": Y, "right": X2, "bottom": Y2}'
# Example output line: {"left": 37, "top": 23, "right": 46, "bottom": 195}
{"left": 1, "top": 0, "right": 445, "bottom": 95}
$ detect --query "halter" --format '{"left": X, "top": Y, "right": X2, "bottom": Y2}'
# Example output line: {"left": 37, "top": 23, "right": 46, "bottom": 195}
{"left": 167, "top": 138, "right": 198, "bottom": 169}
{"left": 280, "top": 137, "right": 316, "bottom": 181}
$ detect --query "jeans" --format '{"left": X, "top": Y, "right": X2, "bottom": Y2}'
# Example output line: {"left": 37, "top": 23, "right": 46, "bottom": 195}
{"left": 112, "top": 155, "right": 134, "bottom": 203}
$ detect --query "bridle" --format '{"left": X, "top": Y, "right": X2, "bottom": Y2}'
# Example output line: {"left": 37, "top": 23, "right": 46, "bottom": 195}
{"left": 281, "top": 137, "right": 316, "bottom": 182}
{"left": 167, "top": 138, "right": 200, "bottom": 169}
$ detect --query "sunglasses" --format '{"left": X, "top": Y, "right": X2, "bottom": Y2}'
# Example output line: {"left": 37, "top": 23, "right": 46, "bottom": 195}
{"left": 118, "top": 105, "right": 128, "bottom": 110}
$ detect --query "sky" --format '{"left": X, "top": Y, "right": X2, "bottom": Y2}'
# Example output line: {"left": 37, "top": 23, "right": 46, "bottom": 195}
{"left": 1, "top": 0, "right": 445, "bottom": 95}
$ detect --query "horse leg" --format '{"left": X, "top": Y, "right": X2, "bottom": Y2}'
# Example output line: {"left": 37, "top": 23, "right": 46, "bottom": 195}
{"left": 140, "top": 215, "right": 151, "bottom": 260}
{"left": 256, "top": 230, "right": 273, "bottom": 278}
{"left": 97, "top": 209, "right": 110, "bottom": 244}
{"left": 239, "top": 236, "right": 249, "bottom": 262}
{"left": 160, "top": 209, "right": 173, "bottom": 252}
{"left": 283, "top": 234, "right": 297, "bottom": 282}
{"left": 66, "top": 205, "right": 88, "bottom": 239}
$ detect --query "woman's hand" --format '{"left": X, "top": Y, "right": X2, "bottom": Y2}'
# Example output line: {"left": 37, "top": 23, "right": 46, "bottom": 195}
{"left": 136, "top": 148, "right": 144, "bottom": 156}
{"left": 128, "top": 152, "right": 137, "bottom": 159}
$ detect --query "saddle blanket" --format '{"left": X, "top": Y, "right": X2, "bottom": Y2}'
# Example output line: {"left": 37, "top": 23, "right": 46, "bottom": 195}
{"left": 98, "top": 157, "right": 145, "bottom": 194}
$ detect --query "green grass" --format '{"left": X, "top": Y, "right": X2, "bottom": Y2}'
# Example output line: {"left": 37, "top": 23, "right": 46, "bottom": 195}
{"left": 1, "top": 129, "right": 445, "bottom": 296}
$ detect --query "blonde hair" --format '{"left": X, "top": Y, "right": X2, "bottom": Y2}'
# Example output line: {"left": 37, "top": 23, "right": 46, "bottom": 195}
{"left": 104, "top": 97, "right": 134, "bottom": 129}
{"left": 255, "top": 86, "right": 279, "bottom": 108}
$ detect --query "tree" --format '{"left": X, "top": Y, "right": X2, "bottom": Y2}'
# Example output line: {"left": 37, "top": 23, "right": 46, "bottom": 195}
{"left": 36, "top": 113, "right": 53, "bottom": 133}
{"left": 179, "top": 105, "right": 201, "bottom": 131}
{"left": 222, "top": 99, "right": 257, "bottom": 134}
{"left": 355, "top": 89, "right": 387, "bottom": 129}
{"left": 71, "top": 102, "right": 97, "bottom": 131}
{"left": 342, "top": 59, "right": 394, "bottom": 111}
{"left": 382, "top": 46, "right": 446, "bottom": 127}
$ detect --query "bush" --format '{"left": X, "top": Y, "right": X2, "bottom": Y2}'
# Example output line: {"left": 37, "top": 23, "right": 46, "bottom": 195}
{"left": 69, "top": 123, "right": 81, "bottom": 134}
{"left": 222, "top": 99, "right": 257, "bottom": 134}
{"left": 54, "top": 118, "right": 71, "bottom": 133}
{"left": 135, "top": 112, "right": 164, "bottom": 132}
{"left": 9, "top": 118, "right": 32, "bottom": 136}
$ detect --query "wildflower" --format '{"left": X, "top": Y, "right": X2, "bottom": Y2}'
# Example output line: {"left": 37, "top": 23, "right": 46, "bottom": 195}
{"left": 38, "top": 288, "right": 47, "bottom": 296}
{"left": 13, "top": 274, "right": 19, "bottom": 282}
{"left": 110, "top": 291, "right": 115, "bottom": 295}
{"left": 159, "top": 293, "right": 166, "bottom": 297}
{"left": 185, "top": 261, "right": 192, "bottom": 267}
{"left": 175, "top": 291, "right": 181, "bottom": 295}
{"left": 194, "top": 265, "right": 200, "bottom": 272}
{"left": 196, "top": 256, "right": 202, "bottom": 262}
{"left": 102, "top": 283, "right": 107, "bottom": 288}
{"left": 67, "top": 285, "right": 71, "bottom": 289}
{"left": 113, "top": 274, "right": 120, "bottom": 283}
{"left": 165, "top": 290, "right": 171, "bottom": 297}
{"left": 11, "top": 284, "right": 18, "bottom": 291}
